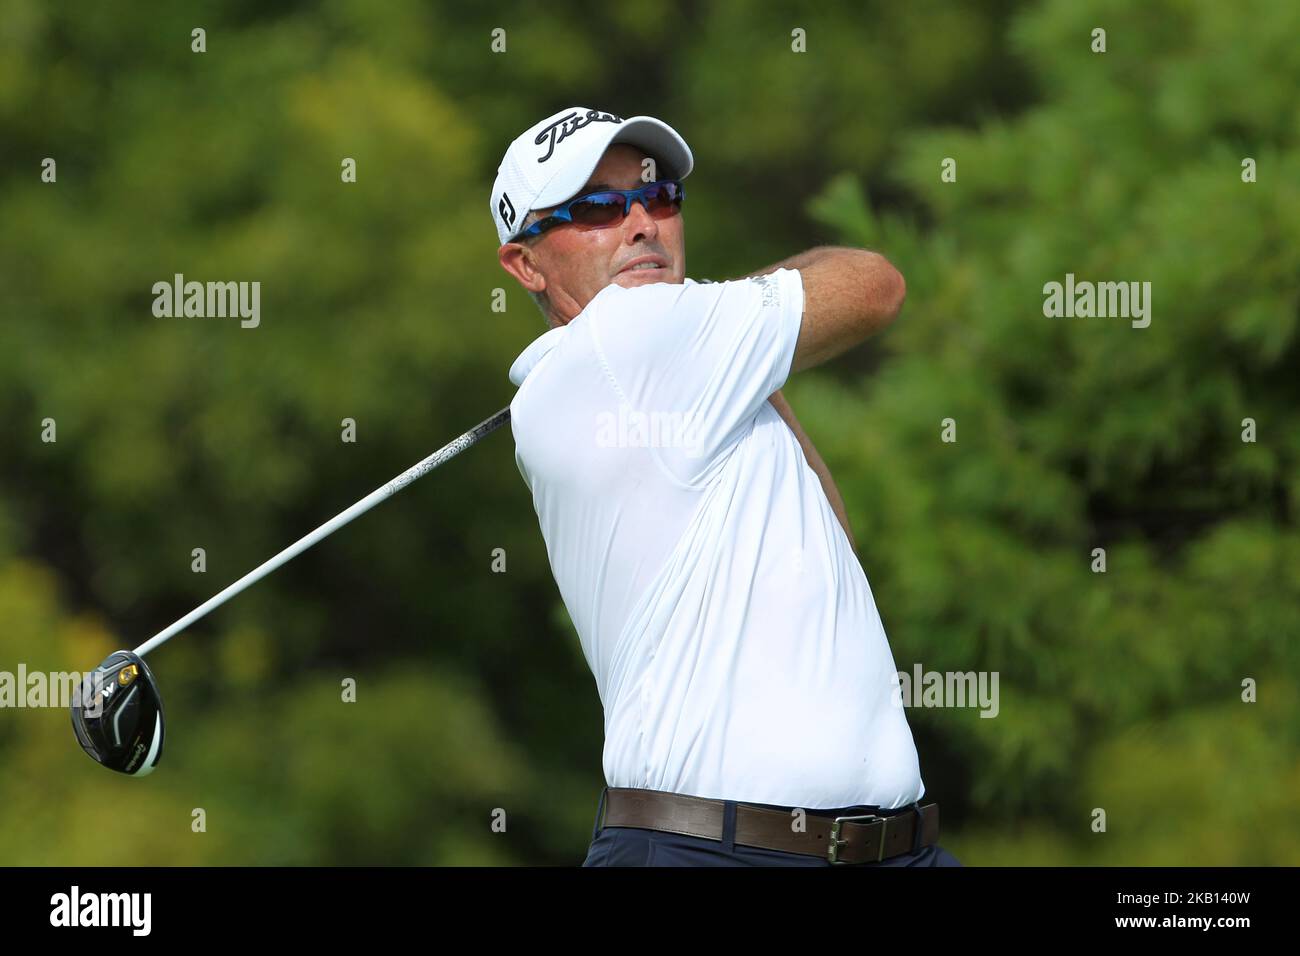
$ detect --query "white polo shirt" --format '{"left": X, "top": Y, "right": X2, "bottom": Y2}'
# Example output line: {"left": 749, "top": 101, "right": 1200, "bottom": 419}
{"left": 508, "top": 268, "right": 924, "bottom": 810}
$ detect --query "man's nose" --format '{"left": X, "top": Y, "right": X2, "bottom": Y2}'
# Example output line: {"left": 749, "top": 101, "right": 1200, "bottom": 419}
{"left": 623, "top": 197, "right": 658, "bottom": 242}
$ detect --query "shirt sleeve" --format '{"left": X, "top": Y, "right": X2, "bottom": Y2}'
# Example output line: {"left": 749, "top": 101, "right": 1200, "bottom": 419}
{"left": 586, "top": 268, "right": 805, "bottom": 483}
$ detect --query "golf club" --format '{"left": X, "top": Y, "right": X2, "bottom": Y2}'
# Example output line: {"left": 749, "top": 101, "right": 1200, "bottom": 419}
{"left": 70, "top": 650, "right": 165, "bottom": 777}
{"left": 70, "top": 406, "right": 512, "bottom": 775}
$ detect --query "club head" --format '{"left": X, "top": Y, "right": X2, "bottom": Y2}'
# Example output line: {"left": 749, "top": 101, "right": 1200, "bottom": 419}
{"left": 70, "top": 650, "right": 165, "bottom": 776}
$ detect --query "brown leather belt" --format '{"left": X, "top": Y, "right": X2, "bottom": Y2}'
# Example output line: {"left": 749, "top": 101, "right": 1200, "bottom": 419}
{"left": 600, "top": 787, "right": 940, "bottom": 865}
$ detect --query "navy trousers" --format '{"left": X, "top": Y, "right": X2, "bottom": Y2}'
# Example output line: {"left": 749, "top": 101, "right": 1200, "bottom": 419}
{"left": 581, "top": 787, "right": 963, "bottom": 867}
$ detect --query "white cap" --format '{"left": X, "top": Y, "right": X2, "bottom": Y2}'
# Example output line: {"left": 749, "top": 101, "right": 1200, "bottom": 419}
{"left": 490, "top": 106, "right": 694, "bottom": 246}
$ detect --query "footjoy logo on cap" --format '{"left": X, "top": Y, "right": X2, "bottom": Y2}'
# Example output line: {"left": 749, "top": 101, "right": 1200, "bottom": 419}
{"left": 533, "top": 109, "right": 623, "bottom": 163}
{"left": 498, "top": 192, "right": 517, "bottom": 231}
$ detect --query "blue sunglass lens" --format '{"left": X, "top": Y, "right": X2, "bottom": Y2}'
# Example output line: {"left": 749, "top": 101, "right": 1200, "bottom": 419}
{"left": 570, "top": 183, "right": 682, "bottom": 227}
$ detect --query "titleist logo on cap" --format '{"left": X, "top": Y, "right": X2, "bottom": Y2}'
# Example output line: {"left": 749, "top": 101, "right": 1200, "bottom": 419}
{"left": 533, "top": 109, "right": 624, "bottom": 163}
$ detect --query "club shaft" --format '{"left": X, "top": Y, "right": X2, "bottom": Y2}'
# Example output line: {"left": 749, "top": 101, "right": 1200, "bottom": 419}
{"left": 132, "top": 407, "right": 511, "bottom": 657}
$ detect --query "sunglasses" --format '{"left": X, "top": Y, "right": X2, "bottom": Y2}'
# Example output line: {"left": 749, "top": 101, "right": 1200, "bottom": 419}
{"left": 510, "top": 179, "right": 684, "bottom": 243}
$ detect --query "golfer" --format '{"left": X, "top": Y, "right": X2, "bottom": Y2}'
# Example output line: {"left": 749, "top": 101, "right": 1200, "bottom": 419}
{"left": 492, "top": 107, "right": 960, "bottom": 866}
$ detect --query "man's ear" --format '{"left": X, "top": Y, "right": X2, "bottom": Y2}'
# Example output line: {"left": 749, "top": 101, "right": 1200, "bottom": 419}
{"left": 498, "top": 243, "right": 547, "bottom": 295}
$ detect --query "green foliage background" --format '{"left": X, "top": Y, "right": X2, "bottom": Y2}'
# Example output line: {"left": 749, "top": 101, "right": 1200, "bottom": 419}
{"left": 1, "top": 0, "right": 1295, "bottom": 864}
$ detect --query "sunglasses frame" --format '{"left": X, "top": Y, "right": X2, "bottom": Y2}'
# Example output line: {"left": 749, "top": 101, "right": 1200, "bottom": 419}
{"left": 509, "top": 179, "right": 685, "bottom": 243}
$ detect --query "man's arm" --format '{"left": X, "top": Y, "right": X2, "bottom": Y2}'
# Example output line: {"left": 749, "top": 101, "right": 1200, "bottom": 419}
{"left": 767, "top": 388, "right": 858, "bottom": 553}
{"left": 743, "top": 245, "right": 906, "bottom": 372}
{"left": 737, "top": 246, "right": 903, "bottom": 552}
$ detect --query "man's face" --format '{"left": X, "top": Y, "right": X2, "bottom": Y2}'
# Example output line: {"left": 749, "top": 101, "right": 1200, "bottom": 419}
{"left": 498, "top": 143, "right": 686, "bottom": 326}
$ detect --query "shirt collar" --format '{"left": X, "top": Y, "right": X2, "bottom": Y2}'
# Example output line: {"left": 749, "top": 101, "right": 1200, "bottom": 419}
{"left": 508, "top": 325, "right": 568, "bottom": 386}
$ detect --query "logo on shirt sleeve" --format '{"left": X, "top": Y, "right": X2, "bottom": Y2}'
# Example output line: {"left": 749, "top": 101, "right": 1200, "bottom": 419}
{"left": 752, "top": 273, "right": 781, "bottom": 308}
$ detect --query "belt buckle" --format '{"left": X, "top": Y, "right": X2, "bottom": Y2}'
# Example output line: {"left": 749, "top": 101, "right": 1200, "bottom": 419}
{"left": 827, "top": 814, "right": 885, "bottom": 865}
